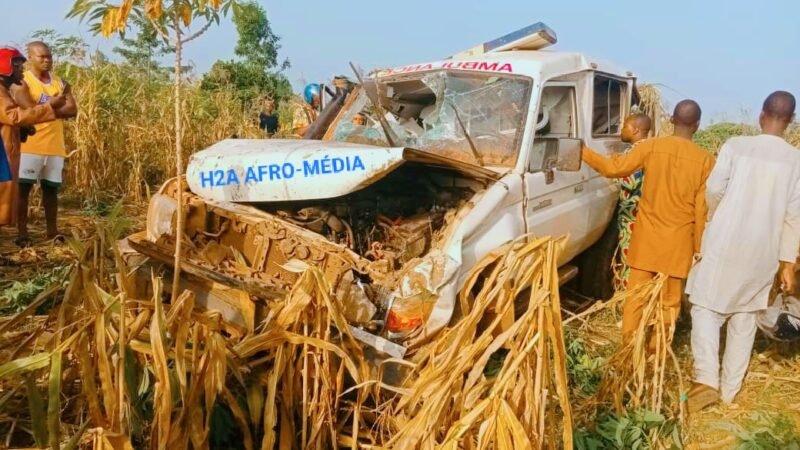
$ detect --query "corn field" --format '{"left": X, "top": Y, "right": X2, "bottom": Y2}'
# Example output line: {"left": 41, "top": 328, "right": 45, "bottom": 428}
{"left": 61, "top": 63, "right": 264, "bottom": 204}
{"left": 0, "top": 210, "right": 585, "bottom": 449}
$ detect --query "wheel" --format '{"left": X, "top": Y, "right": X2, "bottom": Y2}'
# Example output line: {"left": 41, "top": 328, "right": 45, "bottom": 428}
{"left": 574, "top": 216, "right": 618, "bottom": 300}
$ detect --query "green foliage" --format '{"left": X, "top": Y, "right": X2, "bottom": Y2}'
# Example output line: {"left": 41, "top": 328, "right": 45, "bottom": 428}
{"left": 202, "top": 60, "right": 292, "bottom": 104}
{"left": 565, "top": 331, "right": 605, "bottom": 396}
{"left": 29, "top": 29, "right": 90, "bottom": 65}
{"left": 717, "top": 412, "right": 800, "bottom": 450}
{"left": 484, "top": 348, "right": 509, "bottom": 378}
{"left": 61, "top": 59, "right": 261, "bottom": 202}
{"left": 209, "top": 401, "right": 244, "bottom": 450}
{"left": 575, "top": 409, "right": 682, "bottom": 450}
{"left": 112, "top": 15, "right": 174, "bottom": 80}
{"left": 231, "top": 1, "right": 285, "bottom": 69}
{"left": 82, "top": 198, "right": 117, "bottom": 217}
{"left": 0, "top": 266, "right": 70, "bottom": 315}
{"left": 789, "top": 124, "right": 800, "bottom": 147}
{"left": 201, "top": 1, "right": 292, "bottom": 105}
{"left": 694, "top": 122, "right": 759, "bottom": 154}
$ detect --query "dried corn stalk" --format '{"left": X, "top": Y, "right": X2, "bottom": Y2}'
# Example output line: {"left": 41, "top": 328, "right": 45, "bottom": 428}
{"left": 592, "top": 274, "right": 685, "bottom": 420}
{"left": 370, "top": 236, "right": 573, "bottom": 449}
{"left": 1, "top": 225, "right": 574, "bottom": 449}
{"left": 0, "top": 230, "right": 373, "bottom": 449}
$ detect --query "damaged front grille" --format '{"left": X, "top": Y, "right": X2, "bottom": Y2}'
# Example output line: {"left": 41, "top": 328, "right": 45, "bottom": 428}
{"left": 261, "top": 164, "right": 475, "bottom": 272}
{"left": 139, "top": 165, "right": 483, "bottom": 332}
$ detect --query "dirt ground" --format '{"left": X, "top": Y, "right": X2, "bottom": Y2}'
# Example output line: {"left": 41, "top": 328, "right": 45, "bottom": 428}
{"left": 0, "top": 200, "right": 145, "bottom": 282}
{"left": 2, "top": 203, "right": 800, "bottom": 448}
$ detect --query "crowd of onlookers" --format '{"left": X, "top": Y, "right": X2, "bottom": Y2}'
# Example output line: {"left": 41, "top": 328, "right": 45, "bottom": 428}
{"left": 1, "top": 42, "right": 76, "bottom": 248}
{"left": 583, "top": 91, "right": 799, "bottom": 413}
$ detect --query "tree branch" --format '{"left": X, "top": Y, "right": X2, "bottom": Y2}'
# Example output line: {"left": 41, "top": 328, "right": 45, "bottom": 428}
{"left": 148, "top": 17, "right": 174, "bottom": 45}
{"left": 180, "top": 20, "right": 214, "bottom": 45}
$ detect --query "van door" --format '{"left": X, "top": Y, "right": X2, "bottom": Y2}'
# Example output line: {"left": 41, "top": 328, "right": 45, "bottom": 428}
{"left": 524, "top": 83, "right": 592, "bottom": 264}
{"left": 582, "top": 73, "right": 631, "bottom": 246}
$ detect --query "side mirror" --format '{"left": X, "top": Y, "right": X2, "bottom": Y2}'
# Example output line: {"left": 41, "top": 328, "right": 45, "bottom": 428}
{"left": 555, "top": 138, "right": 583, "bottom": 172}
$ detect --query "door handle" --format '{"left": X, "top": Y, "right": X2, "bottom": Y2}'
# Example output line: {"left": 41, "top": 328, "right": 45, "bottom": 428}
{"left": 532, "top": 199, "right": 552, "bottom": 212}
{"left": 574, "top": 183, "right": 584, "bottom": 193}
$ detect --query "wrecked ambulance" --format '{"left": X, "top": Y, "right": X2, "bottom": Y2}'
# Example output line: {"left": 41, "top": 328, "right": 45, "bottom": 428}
{"left": 125, "top": 23, "right": 639, "bottom": 351}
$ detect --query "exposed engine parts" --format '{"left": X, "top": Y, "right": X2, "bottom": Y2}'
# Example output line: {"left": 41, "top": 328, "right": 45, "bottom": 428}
{"left": 258, "top": 164, "right": 477, "bottom": 271}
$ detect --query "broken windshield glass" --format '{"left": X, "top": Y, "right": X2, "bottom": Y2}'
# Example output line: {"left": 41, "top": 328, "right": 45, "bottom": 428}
{"left": 331, "top": 71, "right": 532, "bottom": 167}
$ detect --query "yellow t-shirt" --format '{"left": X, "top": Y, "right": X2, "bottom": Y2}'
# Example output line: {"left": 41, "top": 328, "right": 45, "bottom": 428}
{"left": 20, "top": 71, "right": 66, "bottom": 157}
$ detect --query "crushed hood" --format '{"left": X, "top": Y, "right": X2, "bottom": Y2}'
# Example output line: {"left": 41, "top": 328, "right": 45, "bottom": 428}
{"left": 186, "top": 139, "right": 500, "bottom": 203}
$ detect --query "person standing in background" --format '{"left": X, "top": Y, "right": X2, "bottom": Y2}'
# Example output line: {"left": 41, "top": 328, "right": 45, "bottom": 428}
{"left": 0, "top": 46, "right": 62, "bottom": 234}
{"left": 291, "top": 83, "right": 320, "bottom": 137}
{"left": 259, "top": 96, "right": 279, "bottom": 137}
{"left": 12, "top": 41, "right": 78, "bottom": 246}
{"left": 614, "top": 114, "right": 653, "bottom": 290}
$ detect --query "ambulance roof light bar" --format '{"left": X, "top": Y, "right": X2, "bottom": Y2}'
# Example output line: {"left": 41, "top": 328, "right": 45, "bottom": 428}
{"left": 451, "top": 22, "right": 558, "bottom": 59}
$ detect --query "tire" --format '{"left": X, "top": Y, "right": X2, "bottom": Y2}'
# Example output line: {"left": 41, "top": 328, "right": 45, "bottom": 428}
{"left": 574, "top": 217, "right": 619, "bottom": 300}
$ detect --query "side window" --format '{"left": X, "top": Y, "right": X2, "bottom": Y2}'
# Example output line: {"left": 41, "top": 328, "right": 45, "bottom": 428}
{"left": 529, "top": 85, "right": 577, "bottom": 171}
{"left": 592, "top": 75, "right": 626, "bottom": 136}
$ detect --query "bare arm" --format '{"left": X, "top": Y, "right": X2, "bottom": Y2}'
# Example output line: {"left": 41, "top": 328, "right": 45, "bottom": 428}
{"left": 581, "top": 140, "right": 650, "bottom": 178}
{"left": 59, "top": 81, "right": 78, "bottom": 118}
{"left": 10, "top": 82, "right": 36, "bottom": 108}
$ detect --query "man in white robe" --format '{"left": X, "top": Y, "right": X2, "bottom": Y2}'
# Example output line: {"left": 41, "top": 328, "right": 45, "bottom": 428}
{"left": 686, "top": 91, "right": 800, "bottom": 412}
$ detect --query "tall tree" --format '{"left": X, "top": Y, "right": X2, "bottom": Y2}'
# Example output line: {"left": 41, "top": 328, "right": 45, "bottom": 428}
{"left": 67, "top": 5, "right": 239, "bottom": 439}
{"left": 201, "top": 1, "right": 292, "bottom": 104}
{"left": 70, "top": 0, "right": 238, "bottom": 306}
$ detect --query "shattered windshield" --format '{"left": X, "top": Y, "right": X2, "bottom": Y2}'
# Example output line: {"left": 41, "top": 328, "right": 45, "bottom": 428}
{"left": 331, "top": 71, "right": 532, "bottom": 167}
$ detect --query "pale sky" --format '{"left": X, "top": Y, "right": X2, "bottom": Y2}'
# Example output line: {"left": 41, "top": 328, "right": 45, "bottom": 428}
{"left": 5, "top": 0, "right": 800, "bottom": 124}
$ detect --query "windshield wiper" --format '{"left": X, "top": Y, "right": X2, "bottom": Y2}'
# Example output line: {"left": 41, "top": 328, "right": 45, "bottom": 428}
{"left": 450, "top": 104, "right": 484, "bottom": 166}
{"left": 349, "top": 62, "right": 397, "bottom": 147}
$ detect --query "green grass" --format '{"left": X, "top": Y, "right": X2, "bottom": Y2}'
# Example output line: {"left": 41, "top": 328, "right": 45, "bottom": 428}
{"left": 0, "top": 266, "right": 70, "bottom": 315}
{"left": 574, "top": 409, "right": 683, "bottom": 450}
{"left": 716, "top": 412, "right": 800, "bottom": 450}
{"left": 566, "top": 330, "right": 606, "bottom": 396}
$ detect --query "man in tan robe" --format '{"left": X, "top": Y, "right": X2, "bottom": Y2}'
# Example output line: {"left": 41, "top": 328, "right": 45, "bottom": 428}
{"left": 582, "top": 100, "right": 714, "bottom": 343}
{"left": 0, "top": 47, "right": 63, "bottom": 228}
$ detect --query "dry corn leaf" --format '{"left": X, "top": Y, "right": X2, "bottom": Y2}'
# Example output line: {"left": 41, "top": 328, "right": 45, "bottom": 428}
{"left": 47, "top": 351, "right": 63, "bottom": 448}
{"left": 100, "top": 7, "right": 120, "bottom": 38}
{"left": 25, "top": 376, "right": 48, "bottom": 448}
{"left": 0, "top": 352, "right": 50, "bottom": 378}
{"left": 117, "top": 0, "right": 133, "bottom": 29}
{"left": 150, "top": 279, "right": 172, "bottom": 450}
{"left": 145, "top": 0, "right": 163, "bottom": 19}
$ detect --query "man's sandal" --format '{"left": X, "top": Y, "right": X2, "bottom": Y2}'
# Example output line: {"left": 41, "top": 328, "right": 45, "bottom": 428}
{"left": 686, "top": 383, "right": 720, "bottom": 414}
{"left": 49, "top": 234, "right": 66, "bottom": 245}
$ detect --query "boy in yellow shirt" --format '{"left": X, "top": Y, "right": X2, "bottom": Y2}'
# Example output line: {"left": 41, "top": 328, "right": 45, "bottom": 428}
{"left": 12, "top": 41, "right": 77, "bottom": 246}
